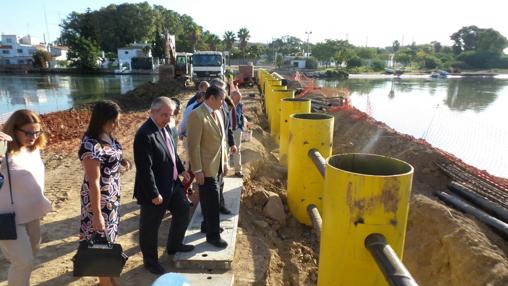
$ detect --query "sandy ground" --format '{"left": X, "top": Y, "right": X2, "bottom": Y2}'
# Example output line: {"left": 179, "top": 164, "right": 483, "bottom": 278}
{"left": 0, "top": 81, "right": 507, "bottom": 286}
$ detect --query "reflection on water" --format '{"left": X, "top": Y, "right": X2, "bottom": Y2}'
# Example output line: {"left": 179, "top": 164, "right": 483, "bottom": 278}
{"left": 0, "top": 74, "right": 158, "bottom": 116}
{"left": 317, "top": 77, "right": 508, "bottom": 178}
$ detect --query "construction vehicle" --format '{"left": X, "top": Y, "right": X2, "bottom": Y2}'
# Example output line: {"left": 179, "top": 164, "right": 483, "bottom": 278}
{"left": 175, "top": 52, "right": 192, "bottom": 80}
{"left": 191, "top": 51, "right": 225, "bottom": 85}
{"left": 235, "top": 64, "right": 255, "bottom": 87}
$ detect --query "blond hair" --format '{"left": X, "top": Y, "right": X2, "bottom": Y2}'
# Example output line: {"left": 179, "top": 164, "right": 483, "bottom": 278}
{"left": 2, "top": 109, "right": 46, "bottom": 153}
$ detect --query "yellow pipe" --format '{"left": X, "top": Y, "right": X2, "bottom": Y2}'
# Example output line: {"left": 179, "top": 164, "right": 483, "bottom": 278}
{"left": 270, "top": 90, "right": 295, "bottom": 141}
{"left": 287, "top": 113, "right": 334, "bottom": 225}
{"left": 267, "top": 85, "right": 287, "bottom": 127}
{"left": 263, "top": 79, "right": 281, "bottom": 121}
{"left": 318, "top": 153, "right": 414, "bottom": 286}
{"left": 279, "top": 98, "right": 311, "bottom": 165}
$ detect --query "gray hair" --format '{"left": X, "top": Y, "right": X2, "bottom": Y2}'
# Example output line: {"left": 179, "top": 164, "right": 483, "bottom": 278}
{"left": 210, "top": 78, "right": 226, "bottom": 89}
{"left": 151, "top": 96, "right": 176, "bottom": 111}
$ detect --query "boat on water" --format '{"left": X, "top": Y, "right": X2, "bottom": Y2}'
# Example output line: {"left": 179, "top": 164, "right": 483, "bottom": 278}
{"left": 384, "top": 68, "right": 405, "bottom": 76}
{"left": 430, "top": 70, "right": 448, "bottom": 78}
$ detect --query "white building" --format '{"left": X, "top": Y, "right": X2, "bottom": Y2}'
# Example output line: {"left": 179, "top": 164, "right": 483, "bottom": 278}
{"left": 48, "top": 46, "right": 69, "bottom": 68}
{"left": 0, "top": 34, "right": 38, "bottom": 65}
{"left": 290, "top": 59, "right": 306, "bottom": 69}
{"left": 117, "top": 43, "right": 153, "bottom": 71}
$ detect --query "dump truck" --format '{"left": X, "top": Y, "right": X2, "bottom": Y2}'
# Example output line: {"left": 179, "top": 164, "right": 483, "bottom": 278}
{"left": 191, "top": 51, "right": 225, "bottom": 85}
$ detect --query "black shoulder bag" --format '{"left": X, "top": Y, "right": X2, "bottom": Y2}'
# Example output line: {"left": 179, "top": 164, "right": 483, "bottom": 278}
{"left": 0, "top": 153, "right": 17, "bottom": 240}
{"left": 72, "top": 232, "right": 128, "bottom": 277}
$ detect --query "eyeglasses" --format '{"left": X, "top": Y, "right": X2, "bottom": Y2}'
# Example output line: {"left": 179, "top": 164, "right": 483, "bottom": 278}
{"left": 16, "top": 129, "right": 44, "bottom": 137}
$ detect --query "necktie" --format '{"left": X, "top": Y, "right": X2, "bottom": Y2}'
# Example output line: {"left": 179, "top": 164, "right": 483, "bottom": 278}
{"left": 231, "top": 107, "right": 238, "bottom": 130}
{"left": 162, "top": 128, "right": 178, "bottom": 181}
{"left": 211, "top": 111, "right": 222, "bottom": 135}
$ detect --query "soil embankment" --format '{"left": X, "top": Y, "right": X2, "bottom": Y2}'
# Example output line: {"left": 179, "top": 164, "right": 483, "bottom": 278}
{"left": 0, "top": 79, "right": 506, "bottom": 285}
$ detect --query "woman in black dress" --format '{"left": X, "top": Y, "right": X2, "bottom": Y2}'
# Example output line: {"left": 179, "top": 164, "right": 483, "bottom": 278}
{"left": 78, "top": 100, "right": 131, "bottom": 286}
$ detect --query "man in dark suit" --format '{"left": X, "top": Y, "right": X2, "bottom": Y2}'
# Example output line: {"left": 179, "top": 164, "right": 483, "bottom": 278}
{"left": 187, "top": 85, "right": 229, "bottom": 248}
{"left": 133, "top": 96, "right": 193, "bottom": 275}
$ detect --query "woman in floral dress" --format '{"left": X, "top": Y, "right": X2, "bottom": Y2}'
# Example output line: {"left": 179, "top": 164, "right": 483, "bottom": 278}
{"left": 78, "top": 100, "right": 130, "bottom": 286}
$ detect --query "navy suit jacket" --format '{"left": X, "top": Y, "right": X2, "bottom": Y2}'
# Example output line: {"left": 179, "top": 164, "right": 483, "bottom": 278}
{"left": 133, "top": 119, "right": 185, "bottom": 205}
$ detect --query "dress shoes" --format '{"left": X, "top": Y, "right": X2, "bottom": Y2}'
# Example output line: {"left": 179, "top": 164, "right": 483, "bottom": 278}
{"left": 207, "top": 238, "right": 228, "bottom": 248}
{"left": 220, "top": 206, "right": 232, "bottom": 214}
{"left": 167, "top": 244, "right": 195, "bottom": 255}
{"left": 144, "top": 262, "right": 166, "bottom": 275}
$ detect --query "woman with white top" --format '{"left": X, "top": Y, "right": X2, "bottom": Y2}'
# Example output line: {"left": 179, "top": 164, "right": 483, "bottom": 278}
{"left": 0, "top": 110, "right": 52, "bottom": 286}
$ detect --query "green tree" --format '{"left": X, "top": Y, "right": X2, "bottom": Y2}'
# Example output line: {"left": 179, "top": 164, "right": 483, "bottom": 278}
{"left": 476, "top": 28, "right": 508, "bottom": 54}
{"left": 451, "top": 25, "right": 480, "bottom": 53}
{"left": 32, "top": 49, "right": 51, "bottom": 68}
{"left": 392, "top": 40, "right": 400, "bottom": 53}
{"left": 67, "top": 35, "right": 101, "bottom": 70}
{"left": 275, "top": 54, "right": 283, "bottom": 68}
{"left": 223, "top": 31, "right": 236, "bottom": 51}
{"left": 151, "top": 26, "right": 164, "bottom": 59}
{"left": 204, "top": 33, "right": 221, "bottom": 51}
{"left": 237, "top": 28, "right": 250, "bottom": 57}
{"left": 312, "top": 40, "right": 336, "bottom": 67}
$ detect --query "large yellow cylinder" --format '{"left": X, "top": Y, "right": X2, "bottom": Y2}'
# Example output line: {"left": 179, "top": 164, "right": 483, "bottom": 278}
{"left": 318, "top": 153, "right": 414, "bottom": 286}
{"left": 279, "top": 98, "right": 311, "bottom": 165}
{"left": 263, "top": 79, "right": 281, "bottom": 120}
{"left": 267, "top": 85, "right": 287, "bottom": 129}
{"left": 270, "top": 90, "right": 295, "bottom": 141}
{"left": 287, "top": 113, "right": 334, "bottom": 225}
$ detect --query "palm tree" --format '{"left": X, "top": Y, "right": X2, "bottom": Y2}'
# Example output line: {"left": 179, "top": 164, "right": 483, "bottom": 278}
{"left": 187, "top": 24, "right": 201, "bottom": 51}
{"left": 223, "top": 31, "right": 236, "bottom": 52}
{"left": 206, "top": 34, "right": 222, "bottom": 51}
{"left": 237, "top": 28, "right": 250, "bottom": 58}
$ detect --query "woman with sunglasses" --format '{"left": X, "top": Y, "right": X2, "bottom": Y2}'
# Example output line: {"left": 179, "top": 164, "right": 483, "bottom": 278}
{"left": 78, "top": 100, "right": 130, "bottom": 286}
{"left": 0, "top": 109, "right": 52, "bottom": 286}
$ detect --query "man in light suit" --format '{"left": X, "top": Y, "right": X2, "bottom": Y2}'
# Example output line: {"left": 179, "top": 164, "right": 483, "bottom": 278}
{"left": 133, "top": 97, "right": 193, "bottom": 275}
{"left": 187, "top": 85, "right": 228, "bottom": 248}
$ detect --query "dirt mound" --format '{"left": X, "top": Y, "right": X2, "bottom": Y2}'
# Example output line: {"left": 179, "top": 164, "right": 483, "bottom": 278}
{"left": 115, "top": 80, "right": 185, "bottom": 110}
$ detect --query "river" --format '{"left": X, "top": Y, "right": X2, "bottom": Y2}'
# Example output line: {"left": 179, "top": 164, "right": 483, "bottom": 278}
{"left": 316, "top": 76, "right": 508, "bottom": 178}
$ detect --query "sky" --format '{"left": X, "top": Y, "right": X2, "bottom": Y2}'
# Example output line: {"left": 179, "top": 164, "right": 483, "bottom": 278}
{"left": 1, "top": 0, "right": 508, "bottom": 48}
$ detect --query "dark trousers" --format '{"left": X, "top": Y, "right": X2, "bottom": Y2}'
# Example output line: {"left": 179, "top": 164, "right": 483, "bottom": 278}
{"left": 199, "top": 176, "right": 221, "bottom": 241}
{"left": 139, "top": 188, "right": 190, "bottom": 265}
{"left": 219, "top": 172, "right": 225, "bottom": 208}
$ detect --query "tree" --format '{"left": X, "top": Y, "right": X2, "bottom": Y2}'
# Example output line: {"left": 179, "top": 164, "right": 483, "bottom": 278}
{"left": 204, "top": 33, "right": 221, "bottom": 51}
{"left": 476, "top": 28, "right": 508, "bottom": 54}
{"left": 392, "top": 40, "right": 400, "bottom": 53}
{"left": 312, "top": 40, "right": 336, "bottom": 66}
{"left": 247, "top": 44, "right": 265, "bottom": 59}
{"left": 223, "top": 31, "right": 236, "bottom": 51}
{"left": 268, "top": 36, "right": 303, "bottom": 56}
{"left": 431, "top": 41, "right": 442, "bottom": 53}
{"left": 275, "top": 54, "right": 283, "bottom": 68}
{"left": 151, "top": 27, "right": 164, "bottom": 59}
{"left": 237, "top": 28, "right": 250, "bottom": 57}
{"left": 33, "top": 50, "right": 51, "bottom": 68}
{"left": 451, "top": 26, "right": 480, "bottom": 53}
{"left": 66, "top": 34, "right": 101, "bottom": 70}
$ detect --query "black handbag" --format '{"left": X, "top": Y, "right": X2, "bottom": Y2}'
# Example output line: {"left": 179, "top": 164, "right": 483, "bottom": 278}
{"left": 72, "top": 232, "right": 128, "bottom": 277}
{"left": 0, "top": 153, "right": 17, "bottom": 240}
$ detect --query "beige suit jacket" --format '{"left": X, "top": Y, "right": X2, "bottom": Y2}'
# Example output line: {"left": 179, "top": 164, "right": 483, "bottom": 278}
{"left": 187, "top": 103, "right": 227, "bottom": 177}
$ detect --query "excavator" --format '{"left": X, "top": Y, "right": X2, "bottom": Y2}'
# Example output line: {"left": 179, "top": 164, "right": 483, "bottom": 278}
{"left": 159, "top": 28, "right": 192, "bottom": 85}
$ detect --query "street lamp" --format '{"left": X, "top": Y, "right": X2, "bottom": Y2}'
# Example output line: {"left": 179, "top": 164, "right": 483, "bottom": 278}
{"left": 305, "top": 31, "right": 312, "bottom": 57}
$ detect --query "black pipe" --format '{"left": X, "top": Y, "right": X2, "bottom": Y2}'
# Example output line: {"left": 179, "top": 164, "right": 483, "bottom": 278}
{"left": 448, "top": 181, "right": 508, "bottom": 223}
{"left": 308, "top": 148, "right": 326, "bottom": 178}
{"left": 435, "top": 191, "right": 508, "bottom": 240}
{"left": 365, "top": 234, "right": 419, "bottom": 286}
{"left": 307, "top": 204, "right": 322, "bottom": 241}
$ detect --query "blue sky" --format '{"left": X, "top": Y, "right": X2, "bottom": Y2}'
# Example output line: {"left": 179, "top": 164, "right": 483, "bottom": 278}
{"left": 1, "top": 0, "right": 508, "bottom": 48}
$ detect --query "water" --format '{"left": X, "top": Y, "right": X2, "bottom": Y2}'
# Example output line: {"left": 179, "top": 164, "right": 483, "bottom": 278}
{"left": 0, "top": 74, "right": 158, "bottom": 119}
{"left": 317, "top": 77, "right": 508, "bottom": 178}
